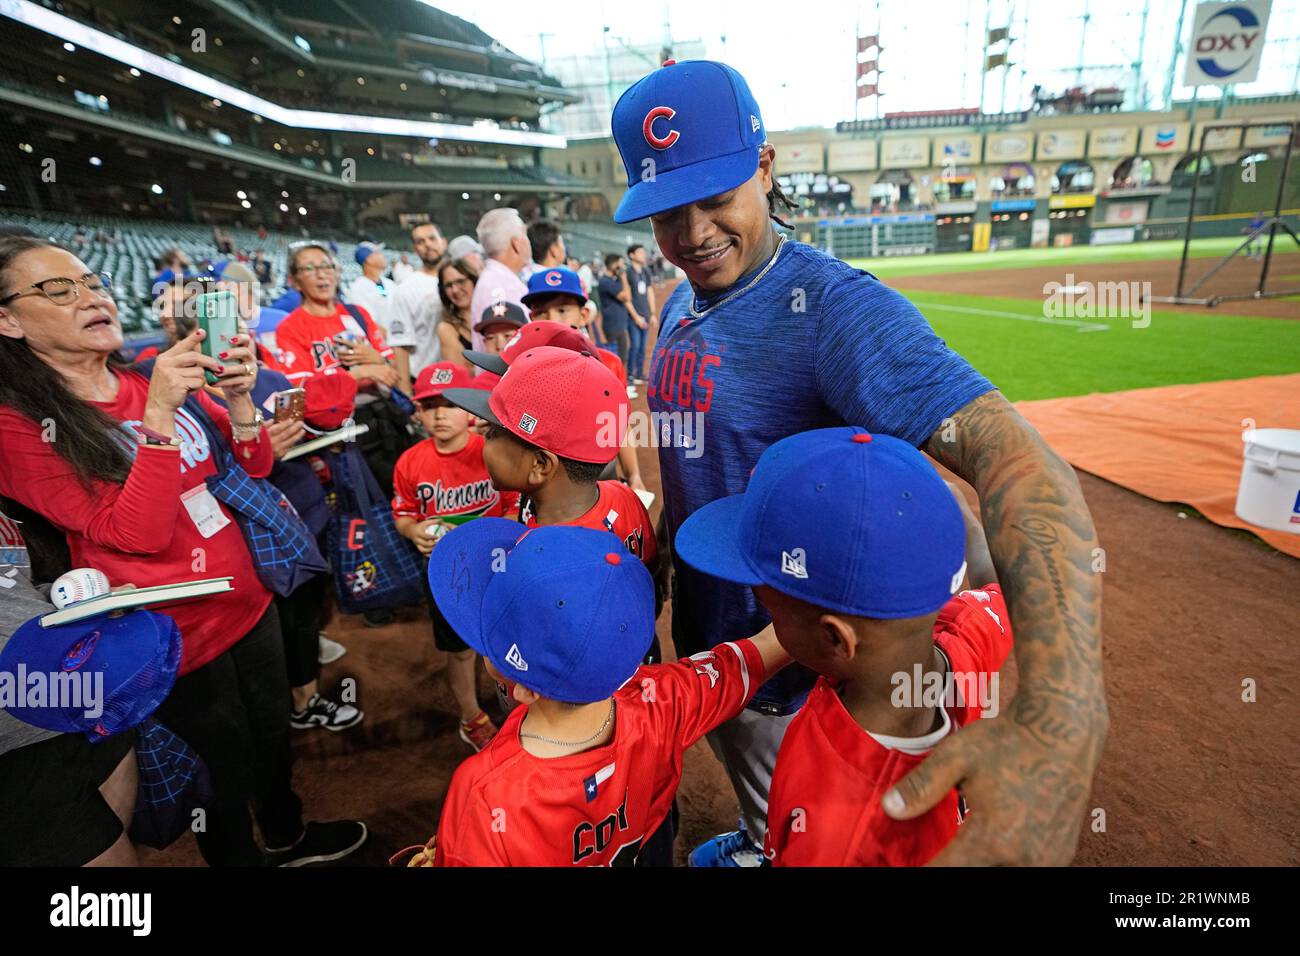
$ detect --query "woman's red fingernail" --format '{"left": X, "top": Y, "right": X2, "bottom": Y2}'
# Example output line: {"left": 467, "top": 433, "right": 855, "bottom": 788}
{"left": 219, "top": 351, "right": 229, "bottom": 359}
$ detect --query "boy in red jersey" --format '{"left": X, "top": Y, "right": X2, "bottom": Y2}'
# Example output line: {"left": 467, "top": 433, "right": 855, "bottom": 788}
{"left": 393, "top": 361, "right": 519, "bottom": 752}
{"left": 445, "top": 346, "right": 657, "bottom": 571}
{"left": 674, "top": 427, "right": 1011, "bottom": 866}
{"left": 413, "top": 520, "right": 789, "bottom": 866}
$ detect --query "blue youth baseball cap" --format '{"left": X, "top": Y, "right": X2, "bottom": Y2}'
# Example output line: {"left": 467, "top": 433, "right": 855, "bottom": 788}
{"left": 611, "top": 59, "right": 766, "bottom": 223}
{"left": 0, "top": 609, "right": 183, "bottom": 741}
{"left": 354, "top": 241, "right": 385, "bottom": 267}
{"left": 675, "top": 428, "right": 967, "bottom": 619}
{"left": 429, "top": 519, "right": 655, "bottom": 703}
{"left": 522, "top": 267, "right": 588, "bottom": 308}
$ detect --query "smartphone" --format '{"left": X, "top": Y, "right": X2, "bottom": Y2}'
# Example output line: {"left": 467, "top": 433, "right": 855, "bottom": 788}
{"left": 273, "top": 388, "right": 306, "bottom": 423}
{"left": 333, "top": 331, "right": 362, "bottom": 349}
{"left": 195, "top": 290, "right": 240, "bottom": 385}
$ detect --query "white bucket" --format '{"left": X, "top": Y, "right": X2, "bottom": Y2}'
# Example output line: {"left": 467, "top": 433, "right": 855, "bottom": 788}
{"left": 1235, "top": 429, "right": 1300, "bottom": 534}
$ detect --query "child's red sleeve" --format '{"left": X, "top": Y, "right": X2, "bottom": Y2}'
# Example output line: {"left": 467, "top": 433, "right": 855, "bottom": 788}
{"left": 643, "top": 639, "right": 766, "bottom": 751}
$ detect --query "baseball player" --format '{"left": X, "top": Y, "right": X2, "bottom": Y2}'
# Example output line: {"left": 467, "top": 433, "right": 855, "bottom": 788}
{"left": 608, "top": 59, "right": 1103, "bottom": 866}
{"left": 675, "top": 427, "right": 1010, "bottom": 865}
{"left": 408, "top": 520, "right": 789, "bottom": 866}
{"left": 392, "top": 361, "right": 520, "bottom": 752}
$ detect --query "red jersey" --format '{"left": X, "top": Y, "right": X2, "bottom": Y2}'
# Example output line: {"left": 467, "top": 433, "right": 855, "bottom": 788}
{"left": 525, "top": 480, "right": 657, "bottom": 566}
{"left": 764, "top": 585, "right": 1013, "bottom": 867}
{"left": 0, "top": 370, "right": 274, "bottom": 675}
{"left": 595, "top": 347, "right": 626, "bottom": 386}
{"left": 433, "top": 638, "right": 766, "bottom": 866}
{"left": 272, "top": 302, "right": 392, "bottom": 384}
{"left": 392, "top": 433, "right": 518, "bottom": 523}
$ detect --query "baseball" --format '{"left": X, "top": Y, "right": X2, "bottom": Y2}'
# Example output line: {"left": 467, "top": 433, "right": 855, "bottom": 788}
{"left": 50, "top": 568, "right": 111, "bottom": 609}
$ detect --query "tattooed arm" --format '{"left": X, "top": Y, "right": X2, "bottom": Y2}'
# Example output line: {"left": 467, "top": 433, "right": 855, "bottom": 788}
{"left": 886, "top": 390, "right": 1108, "bottom": 864}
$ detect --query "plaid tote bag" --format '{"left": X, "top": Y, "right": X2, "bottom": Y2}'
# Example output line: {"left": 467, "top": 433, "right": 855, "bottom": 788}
{"left": 184, "top": 396, "right": 329, "bottom": 596}
{"left": 325, "top": 442, "right": 425, "bottom": 614}
{"left": 130, "top": 718, "right": 214, "bottom": 850}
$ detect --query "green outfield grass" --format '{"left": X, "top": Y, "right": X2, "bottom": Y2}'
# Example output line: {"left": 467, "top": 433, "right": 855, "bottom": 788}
{"left": 909, "top": 290, "right": 1300, "bottom": 402}
{"left": 847, "top": 237, "right": 1274, "bottom": 279}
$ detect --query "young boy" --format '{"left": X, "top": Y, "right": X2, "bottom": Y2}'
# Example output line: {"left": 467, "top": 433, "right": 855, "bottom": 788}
{"left": 519, "top": 266, "right": 628, "bottom": 387}
{"left": 392, "top": 362, "right": 519, "bottom": 752}
{"left": 674, "top": 427, "right": 1011, "bottom": 866}
{"left": 474, "top": 301, "right": 526, "bottom": 361}
{"left": 412, "top": 520, "right": 790, "bottom": 866}
{"left": 444, "top": 346, "right": 656, "bottom": 569}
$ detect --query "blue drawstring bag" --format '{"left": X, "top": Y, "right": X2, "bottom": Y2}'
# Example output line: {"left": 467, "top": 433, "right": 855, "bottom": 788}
{"left": 326, "top": 443, "right": 424, "bottom": 614}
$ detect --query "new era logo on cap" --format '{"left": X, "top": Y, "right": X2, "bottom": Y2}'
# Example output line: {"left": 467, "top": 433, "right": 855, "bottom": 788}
{"left": 781, "top": 548, "right": 808, "bottom": 580}
{"left": 505, "top": 643, "right": 529, "bottom": 672}
{"left": 518, "top": 413, "right": 538, "bottom": 435}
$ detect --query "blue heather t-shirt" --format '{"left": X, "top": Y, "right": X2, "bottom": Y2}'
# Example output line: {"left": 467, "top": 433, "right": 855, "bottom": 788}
{"left": 647, "top": 236, "right": 994, "bottom": 712}
{"left": 597, "top": 274, "right": 631, "bottom": 334}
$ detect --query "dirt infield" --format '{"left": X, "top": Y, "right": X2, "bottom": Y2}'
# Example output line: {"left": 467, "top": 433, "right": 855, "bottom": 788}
{"left": 888, "top": 250, "right": 1300, "bottom": 319}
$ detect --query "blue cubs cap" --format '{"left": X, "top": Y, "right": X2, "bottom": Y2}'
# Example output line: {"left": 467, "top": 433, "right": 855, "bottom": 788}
{"left": 675, "top": 428, "right": 967, "bottom": 619}
{"left": 0, "top": 609, "right": 182, "bottom": 741}
{"left": 522, "top": 267, "right": 588, "bottom": 308}
{"left": 429, "top": 519, "right": 655, "bottom": 703}
{"left": 354, "top": 241, "right": 385, "bottom": 266}
{"left": 611, "top": 59, "right": 766, "bottom": 223}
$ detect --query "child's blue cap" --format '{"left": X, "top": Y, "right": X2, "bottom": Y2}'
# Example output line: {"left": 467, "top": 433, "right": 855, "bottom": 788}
{"left": 429, "top": 520, "right": 655, "bottom": 703}
{"left": 611, "top": 60, "right": 766, "bottom": 223}
{"left": 522, "top": 267, "right": 587, "bottom": 308}
{"left": 675, "top": 428, "right": 967, "bottom": 619}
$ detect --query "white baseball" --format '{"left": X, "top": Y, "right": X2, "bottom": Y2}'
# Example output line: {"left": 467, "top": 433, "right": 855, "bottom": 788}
{"left": 51, "top": 568, "right": 111, "bottom": 609}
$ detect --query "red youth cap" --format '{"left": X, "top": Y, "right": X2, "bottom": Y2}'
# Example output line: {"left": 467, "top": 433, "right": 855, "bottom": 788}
{"left": 412, "top": 361, "right": 472, "bottom": 401}
{"left": 443, "top": 346, "right": 628, "bottom": 463}
{"left": 302, "top": 367, "right": 358, "bottom": 431}
{"left": 467, "top": 370, "right": 501, "bottom": 392}
{"left": 464, "top": 320, "right": 593, "bottom": 376}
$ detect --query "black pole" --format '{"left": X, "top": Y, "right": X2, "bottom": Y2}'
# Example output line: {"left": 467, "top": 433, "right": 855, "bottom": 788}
{"left": 1256, "top": 121, "right": 1295, "bottom": 297}
{"left": 1175, "top": 124, "right": 1208, "bottom": 299}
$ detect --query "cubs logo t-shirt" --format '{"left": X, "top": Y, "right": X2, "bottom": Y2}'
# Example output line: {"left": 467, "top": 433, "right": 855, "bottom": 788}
{"left": 647, "top": 237, "right": 994, "bottom": 712}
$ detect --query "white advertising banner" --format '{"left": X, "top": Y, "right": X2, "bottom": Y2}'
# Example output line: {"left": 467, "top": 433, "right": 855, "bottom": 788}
{"left": 1183, "top": 0, "right": 1272, "bottom": 86}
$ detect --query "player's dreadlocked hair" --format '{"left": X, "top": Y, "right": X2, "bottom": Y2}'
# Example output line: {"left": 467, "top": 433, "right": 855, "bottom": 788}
{"left": 762, "top": 146, "right": 801, "bottom": 228}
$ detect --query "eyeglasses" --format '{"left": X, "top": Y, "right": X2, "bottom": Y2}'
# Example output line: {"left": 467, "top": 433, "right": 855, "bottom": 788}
{"left": 0, "top": 272, "right": 113, "bottom": 306}
{"left": 294, "top": 263, "right": 338, "bottom": 275}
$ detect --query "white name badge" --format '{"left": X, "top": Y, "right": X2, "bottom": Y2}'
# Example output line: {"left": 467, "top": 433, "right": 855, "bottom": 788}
{"left": 637, "top": 281, "right": 647, "bottom": 295}
{"left": 341, "top": 314, "right": 366, "bottom": 336}
{"left": 181, "top": 485, "right": 232, "bottom": 539}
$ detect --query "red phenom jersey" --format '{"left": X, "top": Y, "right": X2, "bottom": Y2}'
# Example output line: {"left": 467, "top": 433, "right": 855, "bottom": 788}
{"left": 433, "top": 639, "right": 766, "bottom": 866}
{"left": 272, "top": 302, "right": 392, "bottom": 384}
{"left": 392, "top": 433, "right": 518, "bottom": 522}
{"left": 525, "top": 480, "right": 657, "bottom": 566}
{"left": 764, "top": 585, "right": 1013, "bottom": 867}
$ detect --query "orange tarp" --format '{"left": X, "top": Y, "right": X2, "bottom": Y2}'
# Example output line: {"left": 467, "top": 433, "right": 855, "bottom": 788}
{"left": 1015, "top": 374, "right": 1300, "bottom": 559}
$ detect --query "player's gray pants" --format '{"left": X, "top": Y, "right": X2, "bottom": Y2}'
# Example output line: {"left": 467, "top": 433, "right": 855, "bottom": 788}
{"left": 705, "top": 707, "right": 797, "bottom": 842}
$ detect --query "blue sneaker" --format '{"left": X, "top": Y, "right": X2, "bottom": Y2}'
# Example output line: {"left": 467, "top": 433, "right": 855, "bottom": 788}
{"left": 688, "top": 819, "right": 766, "bottom": 867}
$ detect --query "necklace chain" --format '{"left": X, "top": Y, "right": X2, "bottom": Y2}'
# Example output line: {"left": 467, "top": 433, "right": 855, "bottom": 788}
{"left": 519, "top": 699, "right": 615, "bottom": 748}
{"left": 689, "top": 233, "right": 788, "bottom": 318}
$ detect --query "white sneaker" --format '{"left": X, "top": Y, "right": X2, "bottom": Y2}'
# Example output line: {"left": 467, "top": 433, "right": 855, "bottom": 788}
{"left": 626, "top": 385, "right": 639, "bottom": 399}
{"left": 318, "top": 634, "right": 347, "bottom": 665}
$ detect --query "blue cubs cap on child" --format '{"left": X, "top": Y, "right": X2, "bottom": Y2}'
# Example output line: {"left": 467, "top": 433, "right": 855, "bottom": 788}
{"left": 0, "top": 609, "right": 182, "bottom": 741}
{"left": 611, "top": 59, "right": 766, "bottom": 223}
{"left": 675, "top": 428, "right": 967, "bottom": 619}
{"left": 429, "top": 519, "right": 655, "bottom": 703}
{"left": 522, "top": 266, "right": 587, "bottom": 309}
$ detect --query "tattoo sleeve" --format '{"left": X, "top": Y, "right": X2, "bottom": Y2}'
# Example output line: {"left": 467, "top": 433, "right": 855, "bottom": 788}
{"left": 925, "top": 391, "right": 1107, "bottom": 744}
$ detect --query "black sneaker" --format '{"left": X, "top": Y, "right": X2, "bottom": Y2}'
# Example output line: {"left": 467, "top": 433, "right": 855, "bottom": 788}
{"left": 267, "top": 820, "right": 368, "bottom": 867}
{"left": 290, "top": 692, "right": 363, "bottom": 731}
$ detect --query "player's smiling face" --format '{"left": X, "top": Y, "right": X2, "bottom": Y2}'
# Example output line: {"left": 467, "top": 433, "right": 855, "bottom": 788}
{"left": 650, "top": 146, "right": 775, "bottom": 294}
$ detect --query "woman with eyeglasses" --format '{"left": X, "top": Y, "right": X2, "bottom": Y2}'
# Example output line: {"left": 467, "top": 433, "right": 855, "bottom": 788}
{"left": 435, "top": 256, "right": 479, "bottom": 372}
{"left": 0, "top": 236, "right": 367, "bottom": 867}
{"left": 273, "top": 242, "right": 411, "bottom": 500}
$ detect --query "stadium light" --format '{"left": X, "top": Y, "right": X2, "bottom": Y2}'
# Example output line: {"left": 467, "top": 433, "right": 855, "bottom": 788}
{"left": 462, "top": 193, "right": 470, "bottom": 200}
{"left": 129, "top": 68, "right": 140, "bottom": 77}
{"left": 3, "top": 1, "right": 566, "bottom": 149}
{"left": 281, "top": 191, "right": 289, "bottom": 198}
{"left": 150, "top": 183, "right": 163, "bottom": 195}
{"left": 236, "top": 190, "right": 247, "bottom": 199}
{"left": 89, "top": 156, "right": 102, "bottom": 166}
{"left": 494, "top": 193, "right": 501, "bottom": 201}
{"left": 297, "top": 206, "right": 307, "bottom": 215}
{"left": 240, "top": 200, "right": 251, "bottom": 209}
{"left": 279, "top": 203, "right": 288, "bottom": 212}
{"left": 62, "top": 42, "right": 74, "bottom": 52}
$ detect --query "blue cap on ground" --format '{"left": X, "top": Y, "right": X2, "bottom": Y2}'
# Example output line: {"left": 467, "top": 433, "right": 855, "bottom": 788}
{"left": 674, "top": 428, "right": 967, "bottom": 619}
{"left": 611, "top": 59, "right": 767, "bottom": 223}
{"left": 429, "top": 520, "right": 655, "bottom": 703}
